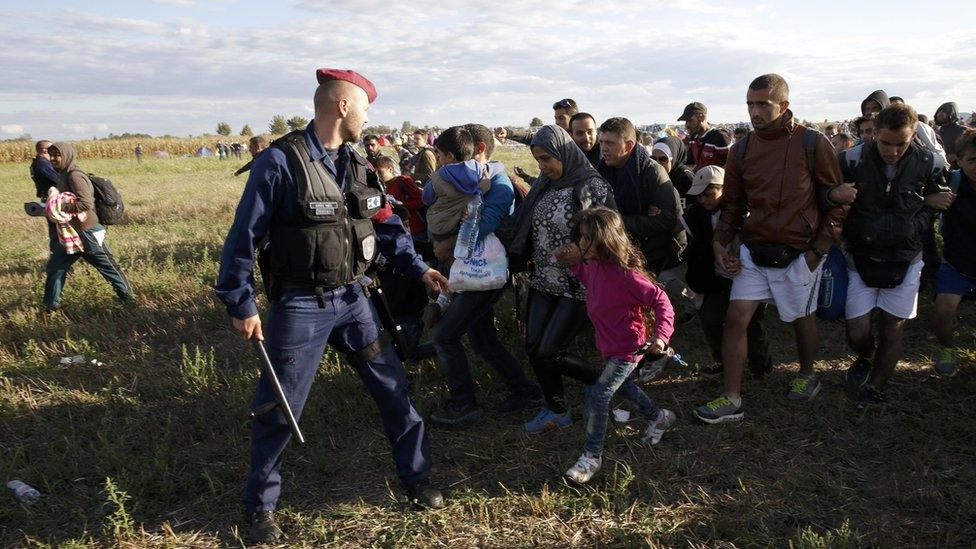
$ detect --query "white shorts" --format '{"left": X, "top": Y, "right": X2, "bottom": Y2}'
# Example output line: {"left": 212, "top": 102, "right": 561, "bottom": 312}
{"left": 845, "top": 259, "right": 923, "bottom": 320}
{"left": 730, "top": 245, "right": 824, "bottom": 322}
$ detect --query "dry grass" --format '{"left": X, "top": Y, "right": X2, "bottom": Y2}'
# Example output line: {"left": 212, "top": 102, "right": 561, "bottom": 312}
{"left": 1, "top": 149, "right": 974, "bottom": 547}
{"left": 0, "top": 136, "right": 260, "bottom": 163}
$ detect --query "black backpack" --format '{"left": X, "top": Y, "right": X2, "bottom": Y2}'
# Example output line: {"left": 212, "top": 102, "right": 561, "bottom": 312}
{"left": 87, "top": 173, "right": 125, "bottom": 225}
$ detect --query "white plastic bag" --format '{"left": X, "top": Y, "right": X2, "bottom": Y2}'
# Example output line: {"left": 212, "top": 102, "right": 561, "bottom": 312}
{"left": 449, "top": 233, "right": 508, "bottom": 292}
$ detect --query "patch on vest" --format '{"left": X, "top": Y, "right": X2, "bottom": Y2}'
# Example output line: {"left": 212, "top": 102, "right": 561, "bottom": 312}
{"left": 361, "top": 234, "right": 376, "bottom": 261}
{"left": 366, "top": 195, "right": 382, "bottom": 210}
{"left": 308, "top": 201, "right": 339, "bottom": 217}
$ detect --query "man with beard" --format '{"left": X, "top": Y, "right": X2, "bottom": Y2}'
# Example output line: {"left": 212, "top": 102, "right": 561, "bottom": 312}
{"left": 695, "top": 74, "right": 851, "bottom": 424}
{"left": 569, "top": 112, "right": 602, "bottom": 167}
{"left": 678, "top": 101, "right": 731, "bottom": 171}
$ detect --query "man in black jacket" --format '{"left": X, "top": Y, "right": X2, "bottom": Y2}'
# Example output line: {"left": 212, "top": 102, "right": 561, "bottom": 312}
{"left": 597, "top": 117, "right": 685, "bottom": 275}
{"left": 683, "top": 165, "right": 771, "bottom": 377}
{"left": 840, "top": 104, "right": 953, "bottom": 407}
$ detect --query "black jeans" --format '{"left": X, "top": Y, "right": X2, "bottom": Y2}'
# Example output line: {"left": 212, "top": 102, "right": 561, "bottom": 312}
{"left": 431, "top": 288, "right": 534, "bottom": 406}
{"left": 698, "top": 286, "right": 771, "bottom": 373}
{"left": 524, "top": 288, "right": 600, "bottom": 413}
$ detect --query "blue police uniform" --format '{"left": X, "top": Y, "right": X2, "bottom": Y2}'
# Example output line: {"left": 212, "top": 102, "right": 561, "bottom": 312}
{"left": 215, "top": 121, "right": 433, "bottom": 513}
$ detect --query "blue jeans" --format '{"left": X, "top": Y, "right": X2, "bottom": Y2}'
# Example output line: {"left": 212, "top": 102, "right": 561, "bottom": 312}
{"left": 431, "top": 288, "right": 533, "bottom": 406}
{"left": 244, "top": 284, "right": 431, "bottom": 513}
{"left": 584, "top": 357, "right": 660, "bottom": 456}
{"left": 43, "top": 224, "right": 131, "bottom": 308}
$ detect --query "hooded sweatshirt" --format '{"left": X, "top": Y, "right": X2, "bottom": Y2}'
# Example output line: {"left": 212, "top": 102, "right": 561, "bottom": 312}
{"left": 861, "top": 90, "right": 947, "bottom": 164}
{"left": 423, "top": 160, "right": 491, "bottom": 239}
{"left": 51, "top": 142, "right": 99, "bottom": 231}
{"left": 937, "top": 102, "right": 966, "bottom": 157}
{"left": 860, "top": 90, "right": 890, "bottom": 115}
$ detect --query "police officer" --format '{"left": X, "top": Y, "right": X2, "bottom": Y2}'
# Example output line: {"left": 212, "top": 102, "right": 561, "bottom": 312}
{"left": 215, "top": 68, "right": 450, "bottom": 545}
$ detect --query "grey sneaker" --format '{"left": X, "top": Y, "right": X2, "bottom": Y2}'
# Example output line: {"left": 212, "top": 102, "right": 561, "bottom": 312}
{"left": 694, "top": 395, "right": 744, "bottom": 424}
{"left": 934, "top": 347, "right": 957, "bottom": 377}
{"left": 643, "top": 408, "right": 676, "bottom": 444}
{"left": 638, "top": 354, "right": 668, "bottom": 383}
{"left": 786, "top": 376, "right": 821, "bottom": 402}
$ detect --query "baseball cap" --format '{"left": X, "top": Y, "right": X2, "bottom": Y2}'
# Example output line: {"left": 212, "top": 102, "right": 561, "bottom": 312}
{"left": 677, "top": 102, "right": 707, "bottom": 121}
{"left": 687, "top": 165, "right": 724, "bottom": 196}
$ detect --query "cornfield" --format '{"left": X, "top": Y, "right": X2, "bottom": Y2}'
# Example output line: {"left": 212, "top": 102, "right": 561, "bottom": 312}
{"left": 0, "top": 135, "right": 277, "bottom": 163}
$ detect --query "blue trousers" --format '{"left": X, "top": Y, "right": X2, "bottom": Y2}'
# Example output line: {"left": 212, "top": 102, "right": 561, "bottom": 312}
{"left": 43, "top": 225, "right": 131, "bottom": 309}
{"left": 244, "top": 283, "right": 431, "bottom": 513}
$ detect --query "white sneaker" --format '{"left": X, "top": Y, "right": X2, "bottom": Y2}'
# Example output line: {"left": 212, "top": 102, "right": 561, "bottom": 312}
{"left": 643, "top": 409, "right": 676, "bottom": 445}
{"left": 564, "top": 453, "right": 602, "bottom": 484}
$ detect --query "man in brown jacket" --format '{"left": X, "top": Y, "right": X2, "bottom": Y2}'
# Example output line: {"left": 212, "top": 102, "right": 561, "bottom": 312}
{"left": 695, "top": 74, "right": 854, "bottom": 424}
{"left": 43, "top": 142, "right": 132, "bottom": 312}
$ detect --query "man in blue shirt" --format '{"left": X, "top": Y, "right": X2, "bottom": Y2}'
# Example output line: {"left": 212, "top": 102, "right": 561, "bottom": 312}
{"left": 215, "top": 68, "right": 450, "bottom": 545}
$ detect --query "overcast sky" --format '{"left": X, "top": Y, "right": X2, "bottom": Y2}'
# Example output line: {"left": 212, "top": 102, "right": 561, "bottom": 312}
{"left": 1, "top": 0, "right": 974, "bottom": 139}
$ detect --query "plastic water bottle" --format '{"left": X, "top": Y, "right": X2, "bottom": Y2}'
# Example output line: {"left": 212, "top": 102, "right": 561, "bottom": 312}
{"left": 7, "top": 480, "right": 41, "bottom": 505}
{"left": 454, "top": 193, "right": 483, "bottom": 259}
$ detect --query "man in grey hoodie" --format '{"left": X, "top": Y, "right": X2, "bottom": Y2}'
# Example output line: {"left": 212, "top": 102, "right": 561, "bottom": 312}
{"left": 935, "top": 102, "right": 967, "bottom": 165}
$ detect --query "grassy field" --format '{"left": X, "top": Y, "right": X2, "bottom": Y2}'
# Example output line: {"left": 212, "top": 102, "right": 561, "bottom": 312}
{"left": 1, "top": 148, "right": 974, "bottom": 548}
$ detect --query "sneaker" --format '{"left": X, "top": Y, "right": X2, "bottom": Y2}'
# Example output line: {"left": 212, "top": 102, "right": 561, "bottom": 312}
{"left": 934, "top": 347, "right": 957, "bottom": 377}
{"left": 429, "top": 401, "right": 484, "bottom": 427}
{"left": 638, "top": 354, "right": 668, "bottom": 383}
{"left": 524, "top": 408, "right": 571, "bottom": 435}
{"left": 694, "top": 395, "right": 744, "bottom": 424}
{"left": 845, "top": 357, "right": 873, "bottom": 394}
{"left": 642, "top": 409, "right": 676, "bottom": 445}
{"left": 404, "top": 480, "right": 445, "bottom": 509}
{"left": 564, "top": 453, "right": 602, "bottom": 484}
{"left": 855, "top": 384, "right": 887, "bottom": 410}
{"left": 786, "top": 376, "right": 821, "bottom": 402}
{"left": 245, "top": 510, "right": 283, "bottom": 545}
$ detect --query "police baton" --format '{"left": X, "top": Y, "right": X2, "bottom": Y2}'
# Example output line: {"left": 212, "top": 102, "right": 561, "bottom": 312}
{"left": 249, "top": 338, "right": 305, "bottom": 445}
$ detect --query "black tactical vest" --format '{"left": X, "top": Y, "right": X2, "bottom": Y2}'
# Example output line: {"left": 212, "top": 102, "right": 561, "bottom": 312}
{"left": 265, "top": 130, "right": 384, "bottom": 291}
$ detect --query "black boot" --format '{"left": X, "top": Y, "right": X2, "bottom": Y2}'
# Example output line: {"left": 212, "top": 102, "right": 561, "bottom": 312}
{"left": 245, "top": 510, "right": 282, "bottom": 545}
{"left": 405, "top": 480, "right": 445, "bottom": 509}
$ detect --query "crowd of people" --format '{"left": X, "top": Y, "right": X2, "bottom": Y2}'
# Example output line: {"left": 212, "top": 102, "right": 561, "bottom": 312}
{"left": 28, "top": 67, "right": 974, "bottom": 544}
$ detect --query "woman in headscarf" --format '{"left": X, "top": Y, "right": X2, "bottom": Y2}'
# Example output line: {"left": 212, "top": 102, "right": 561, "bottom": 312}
{"left": 507, "top": 125, "right": 615, "bottom": 434}
{"left": 651, "top": 136, "right": 694, "bottom": 199}
{"left": 43, "top": 142, "right": 132, "bottom": 312}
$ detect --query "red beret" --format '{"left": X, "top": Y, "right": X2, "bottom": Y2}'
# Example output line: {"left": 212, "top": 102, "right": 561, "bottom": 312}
{"left": 315, "top": 68, "right": 377, "bottom": 104}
